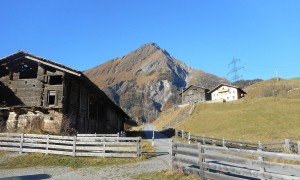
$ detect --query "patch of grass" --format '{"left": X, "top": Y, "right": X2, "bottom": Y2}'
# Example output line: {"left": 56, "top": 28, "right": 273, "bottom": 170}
{"left": 132, "top": 170, "right": 198, "bottom": 180}
{"left": 153, "top": 105, "right": 191, "bottom": 130}
{"left": 174, "top": 97, "right": 300, "bottom": 142}
{"left": 0, "top": 151, "right": 6, "bottom": 156}
{"left": 142, "top": 140, "right": 155, "bottom": 153}
{"left": 0, "top": 153, "right": 144, "bottom": 169}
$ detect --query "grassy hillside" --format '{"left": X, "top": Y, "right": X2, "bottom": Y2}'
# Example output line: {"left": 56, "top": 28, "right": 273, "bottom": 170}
{"left": 153, "top": 105, "right": 191, "bottom": 129}
{"left": 245, "top": 78, "right": 300, "bottom": 99}
{"left": 156, "top": 78, "right": 300, "bottom": 142}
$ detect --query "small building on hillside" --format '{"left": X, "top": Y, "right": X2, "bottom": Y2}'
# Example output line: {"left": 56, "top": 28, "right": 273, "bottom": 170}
{"left": 208, "top": 84, "right": 246, "bottom": 102}
{"left": 0, "top": 51, "right": 131, "bottom": 134}
{"left": 179, "top": 85, "right": 211, "bottom": 104}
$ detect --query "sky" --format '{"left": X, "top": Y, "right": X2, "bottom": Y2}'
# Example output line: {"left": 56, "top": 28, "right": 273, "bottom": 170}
{"left": 0, "top": 0, "right": 299, "bottom": 81}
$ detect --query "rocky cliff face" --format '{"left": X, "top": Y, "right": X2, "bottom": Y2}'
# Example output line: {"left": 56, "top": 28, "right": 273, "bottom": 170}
{"left": 84, "top": 43, "right": 228, "bottom": 122}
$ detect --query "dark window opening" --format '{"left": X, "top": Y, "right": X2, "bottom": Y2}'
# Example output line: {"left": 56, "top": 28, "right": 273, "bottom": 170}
{"left": 9, "top": 72, "right": 13, "bottom": 80}
{"left": 0, "top": 67, "right": 9, "bottom": 77}
{"left": 49, "top": 75, "right": 63, "bottom": 85}
{"left": 19, "top": 64, "right": 38, "bottom": 79}
{"left": 89, "top": 96, "right": 97, "bottom": 120}
{"left": 47, "top": 91, "right": 56, "bottom": 106}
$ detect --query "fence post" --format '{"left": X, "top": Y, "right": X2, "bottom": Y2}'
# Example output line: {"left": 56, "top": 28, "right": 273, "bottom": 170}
{"left": 188, "top": 132, "right": 191, "bottom": 144}
{"left": 103, "top": 137, "right": 106, "bottom": 157}
{"left": 172, "top": 141, "right": 177, "bottom": 170}
{"left": 257, "top": 147, "right": 266, "bottom": 180}
{"left": 239, "top": 139, "right": 242, "bottom": 148}
{"left": 297, "top": 141, "right": 300, "bottom": 155}
{"left": 117, "top": 132, "right": 120, "bottom": 142}
{"left": 137, "top": 137, "right": 141, "bottom": 157}
{"left": 19, "top": 133, "right": 24, "bottom": 154}
{"left": 198, "top": 143, "right": 205, "bottom": 180}
{"left": 258, "top": 141, "right": 263, "bottom": 151}
{"left": 46, "top": 134, "right": 50, "bottom": 155}
{"left": 181, "top": 130, "right": 184, "bottom": 139}
{"left": 222, "top": 137, "right": 226, "bottom": 147}
{"left": 152, "top": 130, "right": 155, "bottom": 146}
{"left": 212, "top": 136, "right": 216, "bottom": 146}
{"left": 169, "top": 139, "right": 173, "bottom": 168}
{"left": 72, "top": 135, "right": 76, "bottom": 157}
{"left": 284, "top": 139, "right": 291, "bottom": 153}
{"left": 202, "top": 135, "right": 205, "bottom": 145}
{"left": 175, "top": 129, "right": 178, "bottom": 137}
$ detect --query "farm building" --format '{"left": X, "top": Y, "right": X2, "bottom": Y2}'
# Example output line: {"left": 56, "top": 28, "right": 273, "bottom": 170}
{"left": 179, "top": 85, "right": 211, "bottom": 104}
{"left": 0, "top": 51, "right": 130, "bottom": 134}
{"left": 208, "top": 84, "right": 246, "bottom": 102}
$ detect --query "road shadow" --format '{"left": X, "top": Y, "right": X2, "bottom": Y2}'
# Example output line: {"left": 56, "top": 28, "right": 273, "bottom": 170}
{"left": 142, "top": 152, "right": 169, "bottom": 159}
{"left": 0, "top": 174, "right": 51, "bottom": 180}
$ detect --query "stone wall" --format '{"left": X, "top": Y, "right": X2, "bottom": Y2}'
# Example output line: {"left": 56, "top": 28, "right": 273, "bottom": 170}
{"left": 5, "top": 109, "right": 62, "bottom": 134}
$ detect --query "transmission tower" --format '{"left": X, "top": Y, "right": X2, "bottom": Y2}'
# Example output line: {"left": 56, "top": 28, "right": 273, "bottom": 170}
{"left": 227, "top": 57, "right": 244, "bottom": 81}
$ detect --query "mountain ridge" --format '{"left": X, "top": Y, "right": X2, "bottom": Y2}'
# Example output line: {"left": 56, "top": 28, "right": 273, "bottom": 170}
{"left": 84, "top": 43, "right": 228, "bottom": 121}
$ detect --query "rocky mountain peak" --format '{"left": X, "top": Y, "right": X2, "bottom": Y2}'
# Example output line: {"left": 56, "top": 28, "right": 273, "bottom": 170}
{"left": 84, "top": 43, "right": 228, "bottom": 122}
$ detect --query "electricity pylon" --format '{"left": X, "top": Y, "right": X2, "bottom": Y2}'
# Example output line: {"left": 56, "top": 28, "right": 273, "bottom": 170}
{"left": 227, "top": 57, "right": 244, "bottom": 81}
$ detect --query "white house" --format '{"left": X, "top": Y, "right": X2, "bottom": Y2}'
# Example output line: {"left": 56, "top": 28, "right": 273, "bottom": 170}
{"left": 208, "top": 84, "right": 246, "bottom": 102}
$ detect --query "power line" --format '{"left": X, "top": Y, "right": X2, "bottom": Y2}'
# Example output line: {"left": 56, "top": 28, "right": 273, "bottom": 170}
{"left": 227, "top": 57, "right": 244, "bottom": 81}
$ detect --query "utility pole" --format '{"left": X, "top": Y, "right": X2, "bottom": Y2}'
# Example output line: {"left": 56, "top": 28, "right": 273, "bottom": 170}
{"left": 275, "top": 68, "right": 279, "bottom": 82}
{"left": 181, "top": 88, "right": 183, "bottom": 105}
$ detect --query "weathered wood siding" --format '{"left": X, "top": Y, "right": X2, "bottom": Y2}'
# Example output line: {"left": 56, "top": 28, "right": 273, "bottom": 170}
{"left": 0, "top": 52, "right": 129, "bottom": 134}
{"left": 63, "top": 74, "right": 125, "bottom": 134}
{"left": 182, "top": 86, "right": 210, "bottom": 104}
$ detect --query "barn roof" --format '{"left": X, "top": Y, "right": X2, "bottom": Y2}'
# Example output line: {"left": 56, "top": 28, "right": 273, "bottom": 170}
{"left": 179, "top": 85, "right": 209, "bottom": 95}
{"left": 0, "top": 51, "right": 82, "bottom": 76}
{"left": 208, "top": 84, "right": 247, "bottom": 94}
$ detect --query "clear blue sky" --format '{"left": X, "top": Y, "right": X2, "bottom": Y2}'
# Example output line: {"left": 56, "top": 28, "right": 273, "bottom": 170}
{"left": 1, "top": 0, "right": 299, "bottom": 80}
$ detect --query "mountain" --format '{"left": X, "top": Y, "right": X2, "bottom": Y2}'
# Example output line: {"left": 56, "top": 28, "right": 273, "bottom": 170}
{"left": 84, "top": 43, "right": 228, "bottom": 122}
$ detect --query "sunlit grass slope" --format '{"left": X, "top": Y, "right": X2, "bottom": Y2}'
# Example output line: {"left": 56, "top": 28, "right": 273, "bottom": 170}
{"left": 160, "top": 78, "right": 300, "bottom": 142}
{"left": 153, "top": 105, "right": 191, "bottom": 130}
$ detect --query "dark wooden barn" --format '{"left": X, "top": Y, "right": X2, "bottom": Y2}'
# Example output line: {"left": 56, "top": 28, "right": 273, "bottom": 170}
{"left": 0, "top": 51, "right": 130, "bottom": 134}
{"left": 179, "top": 85, "right": 211, "bottom": 105}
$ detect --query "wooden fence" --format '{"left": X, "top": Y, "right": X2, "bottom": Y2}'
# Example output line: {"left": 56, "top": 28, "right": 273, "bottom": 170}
{"left": 175, "top": 129, "right": 300, "bottom": 153}
{"left": 77, "top": 132, "right": 125, "bottom": 137}
{"left": 0, "top": 133, "right": 141, "bottom": 158}
{"left": 171, "top": 142, "right": 300, "bottom": 180}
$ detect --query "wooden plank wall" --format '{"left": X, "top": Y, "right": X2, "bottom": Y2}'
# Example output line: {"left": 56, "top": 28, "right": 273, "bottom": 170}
{"left": 0, "top": 133, "right": 142, "bottom": 158}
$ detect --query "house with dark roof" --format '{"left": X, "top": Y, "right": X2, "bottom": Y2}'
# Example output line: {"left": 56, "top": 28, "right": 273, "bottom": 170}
{"left": 0, "top": 51, "right": 130, "bottom": 134}
{"left": 179, "top": 85, "right": 211, "bottom": 104}
{"left": 208, "top": 84, "right": 247, "bottom": 102}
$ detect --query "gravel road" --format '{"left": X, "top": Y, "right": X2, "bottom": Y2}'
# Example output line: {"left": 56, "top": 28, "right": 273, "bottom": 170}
{"left": 0, "top": 124, "right": 170, "bottom": 180}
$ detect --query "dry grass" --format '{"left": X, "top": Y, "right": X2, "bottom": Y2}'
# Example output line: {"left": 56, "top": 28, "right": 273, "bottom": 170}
{"left": 153, "top": 105, "right": 191, "bottom": 130}
{"left": 174, "top": 97, "right": 300, "bottom": 142}
{"left": 245, "top": 78, "right": 300, "bottom": 99}
{"left": 132, "top": 170, "right": 198, "bottom": 180}
{"left": 0, "top": 152, "right": 144, "bottom": 169}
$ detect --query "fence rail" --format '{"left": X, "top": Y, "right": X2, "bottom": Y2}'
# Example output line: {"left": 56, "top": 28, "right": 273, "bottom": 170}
{"left": 171, "top": 141, "right": 300, "bottom": 180}
{"left": 175, "top": 129, "right": 300, "bottom": 153}
{"left": 0, "top": 133, "right": 141, "bottom": 158}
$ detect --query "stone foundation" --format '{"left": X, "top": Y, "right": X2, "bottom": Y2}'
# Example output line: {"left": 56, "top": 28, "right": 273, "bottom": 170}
{"left": 5, "top": 109, "right": 62, "bottom": 134}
